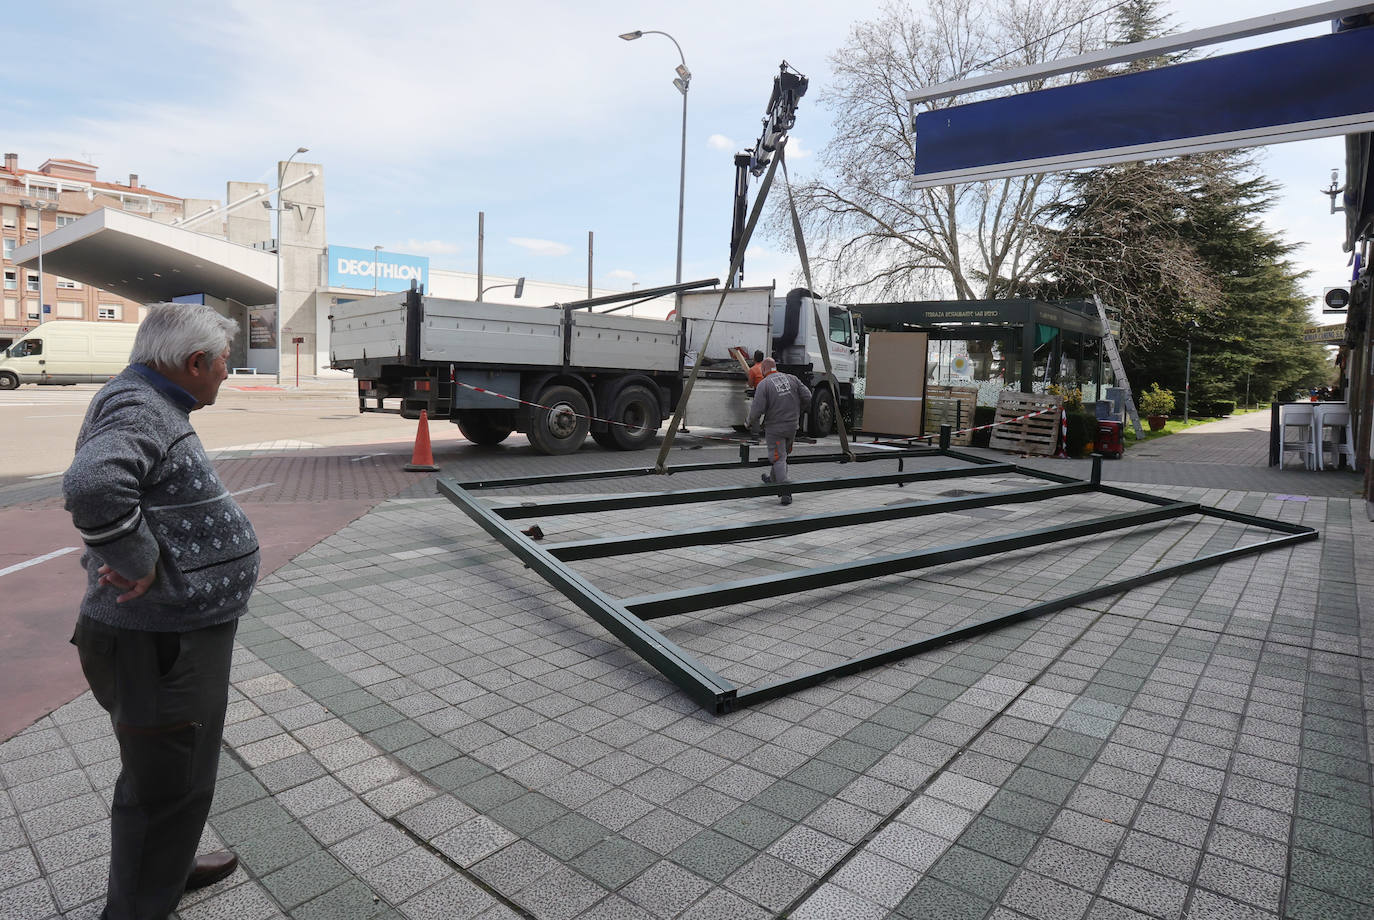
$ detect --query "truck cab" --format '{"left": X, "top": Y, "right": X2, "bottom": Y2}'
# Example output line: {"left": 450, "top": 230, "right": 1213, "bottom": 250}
{"left": 769, "top": 287, "right": 860, "bottom": 437}
{"left": 676, "top": 285, "right": 860, "bottom": 437}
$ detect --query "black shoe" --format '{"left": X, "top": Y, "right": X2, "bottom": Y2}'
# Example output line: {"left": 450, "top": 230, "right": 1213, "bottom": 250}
{"left": 779, "top": 494, "right": 792, "bottom": 506}
{"left": 185, "top": 850, "right": 238, "bottom": 890}
{"left": 761, "top": 472, "right": 772, "bottom": 484}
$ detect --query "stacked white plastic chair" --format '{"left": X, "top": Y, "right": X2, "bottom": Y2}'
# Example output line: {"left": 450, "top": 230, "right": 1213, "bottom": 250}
{"left": 1279, "top": 403, "right": 1317, "bottom": 470}
{"left": 1312, "top": 403, "right": 1356, "bottom": 471}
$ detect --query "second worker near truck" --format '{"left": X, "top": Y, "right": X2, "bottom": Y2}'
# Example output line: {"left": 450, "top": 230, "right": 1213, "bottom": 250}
{"left": 748, "top": 357, "right": 812, "bottom": 506}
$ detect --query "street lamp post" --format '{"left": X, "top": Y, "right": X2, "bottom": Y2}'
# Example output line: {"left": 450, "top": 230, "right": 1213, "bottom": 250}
{"left": 273, "top": 147, "right": 308, "bottom": 384}
{"left": 1183, "top": 320, "right": 1200, "bottom": 423}
{"left": 480, "top": 277, "right": 526, "bottom": 301}
{"left": 619, "top": 28, "right": 689, "bottom": 286}
{"left": 373, "top": 245, "right": 383, "bottom": 296}
{"left": 19, "top": 198, "right": 59, "bottom": 325}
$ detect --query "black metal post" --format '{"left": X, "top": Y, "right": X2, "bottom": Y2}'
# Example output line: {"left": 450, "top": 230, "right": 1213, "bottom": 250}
{"left": 1184, "top": 333, "right": 1193, "bottom": 423}
{"left": 1269, "top": 401, "right": 1281, "bottom": 467}
{"left": 1021, "top": 320, "right": 1036, "bottom": 393}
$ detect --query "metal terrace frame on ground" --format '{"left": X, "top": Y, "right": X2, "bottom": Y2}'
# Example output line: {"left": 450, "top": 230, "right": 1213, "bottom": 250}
{"left": 438, "top": 436, "right": 1317, "bottom": 714}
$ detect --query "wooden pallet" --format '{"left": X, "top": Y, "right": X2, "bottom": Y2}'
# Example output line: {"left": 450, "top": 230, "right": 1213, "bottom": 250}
{"left": 988, "top": 391, "right": 1063, "bottom": 456}
{"left": 924, "top": 385, "right": 978, "bottom": 446}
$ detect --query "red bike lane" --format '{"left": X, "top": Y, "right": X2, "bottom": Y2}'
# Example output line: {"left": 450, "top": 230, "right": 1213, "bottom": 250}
{"left": 0, "top": 449, "right": 422, "bottom": 740}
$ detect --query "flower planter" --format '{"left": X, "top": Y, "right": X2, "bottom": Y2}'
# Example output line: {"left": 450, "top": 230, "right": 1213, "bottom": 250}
{"left": 1147, "top": 414, "right": 1168, "bottom": 432}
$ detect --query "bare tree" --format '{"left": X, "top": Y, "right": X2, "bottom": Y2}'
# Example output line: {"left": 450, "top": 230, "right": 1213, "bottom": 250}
{"left": 777, "top": 0, "right": 1108, "bottom": 301}
{"left": 1034, "top": 157, "right": 1226, "bottom": 347}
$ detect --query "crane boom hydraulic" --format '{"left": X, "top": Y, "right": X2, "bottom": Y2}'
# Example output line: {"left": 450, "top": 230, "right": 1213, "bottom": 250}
{"left": 730, "top": 61, "right": 808, "bottom": 285}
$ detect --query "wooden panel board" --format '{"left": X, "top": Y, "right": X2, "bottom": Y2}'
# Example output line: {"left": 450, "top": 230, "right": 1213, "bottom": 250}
{"left": 861, "top": 331, "right": 928, "bottom": 436}
{"left": 988, "top": 391, "right": 1063, "bottom": 456}
{"left": 924, "top": 385, "right": 978, "bottom": 446}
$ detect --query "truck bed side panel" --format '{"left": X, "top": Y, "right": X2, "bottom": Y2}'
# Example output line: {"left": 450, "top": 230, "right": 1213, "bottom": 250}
{"left": 568, "top": 312, "right": 679, "bottom": 372}
{"left": 678, "top": 288, "right": 772, "bottom": 363}
{"left": 330, "top": 295, "right": 408, "bottom": 363}
{"left": 420, "top": 300, "right": 564, "bottom": 366}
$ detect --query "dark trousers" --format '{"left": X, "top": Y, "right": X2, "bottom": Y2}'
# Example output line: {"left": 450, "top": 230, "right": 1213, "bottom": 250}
{"left": 72, "top": 616, "right": 238, "bottom": 920}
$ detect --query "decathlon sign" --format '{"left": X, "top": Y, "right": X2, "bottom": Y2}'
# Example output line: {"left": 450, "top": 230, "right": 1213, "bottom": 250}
{"left": 327, "top": 245, "right": 429, "bottom": 293}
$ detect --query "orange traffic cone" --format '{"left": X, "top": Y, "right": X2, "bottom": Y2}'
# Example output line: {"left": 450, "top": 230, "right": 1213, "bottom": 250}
{"left": 404, "top": 410, "right": 440, "bottom": 472}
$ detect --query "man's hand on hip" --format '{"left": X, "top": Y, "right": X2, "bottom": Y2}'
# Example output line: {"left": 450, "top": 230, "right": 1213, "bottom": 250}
{"left": 97, "top": 564, "right": 156, "bottom": 603}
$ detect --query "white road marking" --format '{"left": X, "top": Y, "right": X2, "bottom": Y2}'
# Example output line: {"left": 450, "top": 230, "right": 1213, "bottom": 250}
{"left": 0, "top": 546, "right": 79, "bottom": 578}
{"left": 214, "top": 440, "right": 322, "bottom": 451}
{"left": 229, "top": 483, "right": 276, "bottom": 497}
{"left": 26, "top": 471, "right": 65, "bottom": 480}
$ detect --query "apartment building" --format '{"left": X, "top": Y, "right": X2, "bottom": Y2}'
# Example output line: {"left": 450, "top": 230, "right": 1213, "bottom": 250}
{"left": 1, "top": 153, "right": 181, "bottom": 345}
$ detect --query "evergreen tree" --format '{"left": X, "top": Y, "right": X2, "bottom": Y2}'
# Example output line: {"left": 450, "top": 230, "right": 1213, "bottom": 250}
{"left": 1028, "top": 0, "right": 1329, "bottom": 408}
{"left": 1176, "top": 170, "right": 1329, "bottom": 405}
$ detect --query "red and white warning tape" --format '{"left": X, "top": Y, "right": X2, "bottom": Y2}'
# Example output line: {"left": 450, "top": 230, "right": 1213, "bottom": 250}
{"left": 452, "top": 380, "right": 637, "bottom": 431}
{"left": 887, "top": 406, "right": 1061, "bottom": 445}
{"left": 452, "top": 378, "right": 744, "bottom": 442}
{"left": 450, "top": 375, "right": 1066, "bottom": 450}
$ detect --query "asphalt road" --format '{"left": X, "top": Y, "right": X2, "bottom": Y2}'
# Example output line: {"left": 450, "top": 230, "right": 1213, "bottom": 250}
{"left": 0, "top": 379, "right": 470, "bottom": 481}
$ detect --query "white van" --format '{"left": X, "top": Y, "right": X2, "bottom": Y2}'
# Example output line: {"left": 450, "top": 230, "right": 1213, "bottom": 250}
{"left": 0, "top": 321, "right": 140, "bottom": 389}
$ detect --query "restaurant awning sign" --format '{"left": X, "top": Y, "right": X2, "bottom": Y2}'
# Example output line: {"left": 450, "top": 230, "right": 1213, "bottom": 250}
{"left": 1302, "top": 323, "right": 1346, "bottom": 343}
{"left": 907, "top": 12, "right": 1374, "bottom": 188}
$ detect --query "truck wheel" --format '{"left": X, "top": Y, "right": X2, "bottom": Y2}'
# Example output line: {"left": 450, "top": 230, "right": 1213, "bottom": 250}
{"left": 0, "top": 372, "right": 17, "bottom": 390}
{"left": 528, "top": 385, "right": 590, "bottom": 455}
{"left": 590, "top": 428, "right": 617, "bottom": 449}
{"left": 456, "top": 411, "right": 512, "bottom": 446}
{"left": 810, "top": 388, "right": 836, "bottom": 438}
{"left": 609, "top": 385, "right": 661, "bottom": 450}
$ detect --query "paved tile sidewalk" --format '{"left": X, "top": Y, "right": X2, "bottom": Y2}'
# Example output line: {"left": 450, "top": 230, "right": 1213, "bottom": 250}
{"left": 3, "top": 419, "right": 1371, "bottom": 920}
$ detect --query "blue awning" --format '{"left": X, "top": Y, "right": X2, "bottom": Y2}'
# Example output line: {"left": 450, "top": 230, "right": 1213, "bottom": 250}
{"left": 912, "top": 25, "right": 1374, "bottom": 187}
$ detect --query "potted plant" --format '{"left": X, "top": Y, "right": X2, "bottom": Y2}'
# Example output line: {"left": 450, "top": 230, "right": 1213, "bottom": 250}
{"left": 1138, "top": 383, "right": 1175, "bottom": 431}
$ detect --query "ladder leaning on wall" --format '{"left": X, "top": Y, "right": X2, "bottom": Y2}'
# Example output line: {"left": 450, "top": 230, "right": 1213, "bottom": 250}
{"left": 1093, "top": 294, "right": 1143, "bottom": 438}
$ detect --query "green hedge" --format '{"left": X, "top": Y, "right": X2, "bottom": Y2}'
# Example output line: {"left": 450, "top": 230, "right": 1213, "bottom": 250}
{"left": 1191, "top": 400, "right": 1235, "bottom": 418}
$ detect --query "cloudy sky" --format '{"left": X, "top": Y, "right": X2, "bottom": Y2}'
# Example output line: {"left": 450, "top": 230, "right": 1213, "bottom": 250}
{"left": 4, "top": 1, "right": 1350, "bottom": 315}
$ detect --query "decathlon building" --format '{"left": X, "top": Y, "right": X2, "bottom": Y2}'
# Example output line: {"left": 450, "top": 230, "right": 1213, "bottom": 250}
{"left": 12, "top": 158, "right": 634, "bottom": 380}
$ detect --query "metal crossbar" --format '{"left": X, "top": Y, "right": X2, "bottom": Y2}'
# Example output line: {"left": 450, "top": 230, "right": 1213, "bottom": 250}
{"left": 547, "top": 482, "right": 1091, "bottom": 562}
{"left": 493, "top": 463, "right": 1017, "bottom": 520}
{"left": 436, "top": 450, "right": 1319, "bottom": 714}
{"left": 622, "top": 503, "right": 1198, "bottom": 619}
{"left": 456, "top": 445, "right": 941, "bottom": 491}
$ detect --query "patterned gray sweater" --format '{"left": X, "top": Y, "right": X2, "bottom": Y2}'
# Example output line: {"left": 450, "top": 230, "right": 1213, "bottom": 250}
{"left": 63, "top": 367, "right": 260, "bottom": 632}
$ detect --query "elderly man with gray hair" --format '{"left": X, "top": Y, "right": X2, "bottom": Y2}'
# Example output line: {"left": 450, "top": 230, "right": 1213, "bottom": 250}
{"left": 747, "top": 356, "right": 811, "bottom": 506}
{"left": 63, "top": 302, "right": 259, "bottom": 918}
